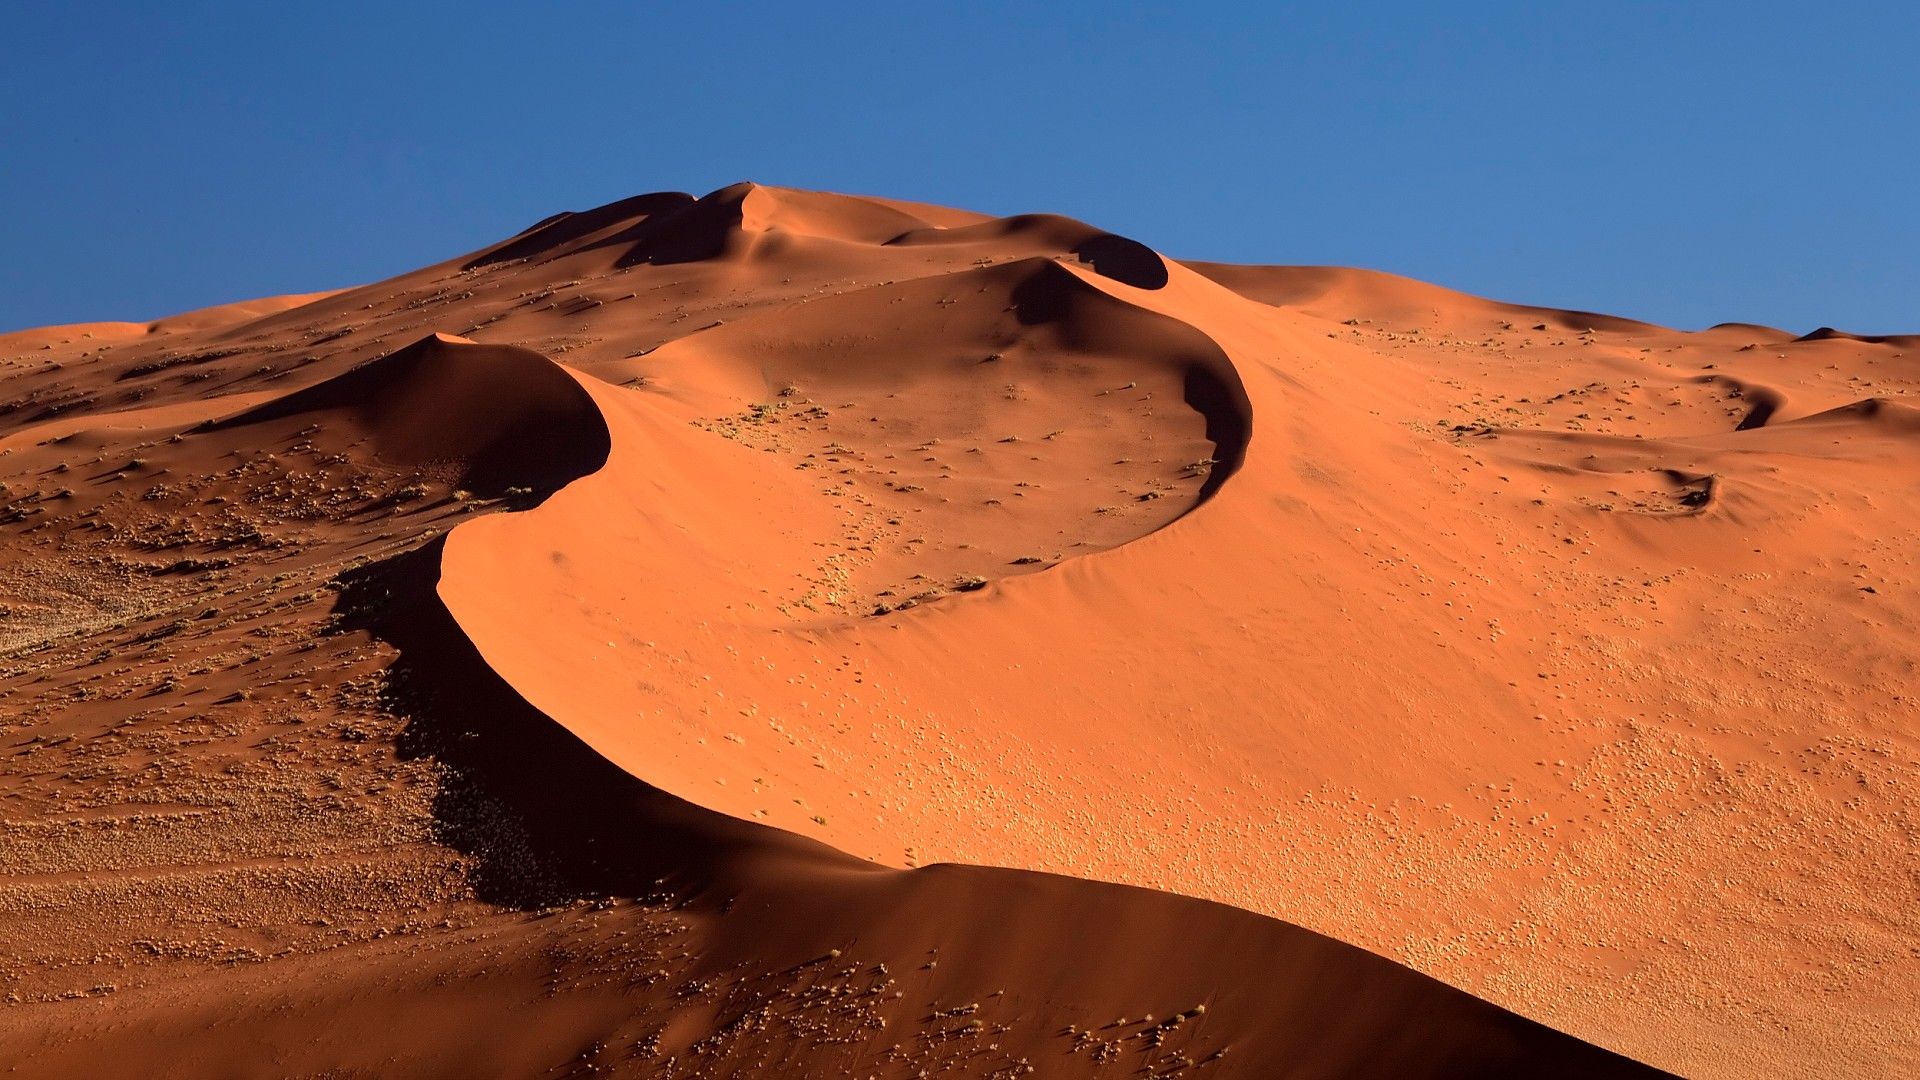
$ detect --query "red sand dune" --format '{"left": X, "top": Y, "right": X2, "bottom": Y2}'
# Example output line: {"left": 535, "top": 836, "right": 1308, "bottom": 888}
{"left": 2, "top": 183, "right": 1913, "bottom": 1078}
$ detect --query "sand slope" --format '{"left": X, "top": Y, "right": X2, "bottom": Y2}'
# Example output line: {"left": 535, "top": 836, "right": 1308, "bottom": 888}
{"left": 3, "top": 182, "right": 1913, "bottom": 1078}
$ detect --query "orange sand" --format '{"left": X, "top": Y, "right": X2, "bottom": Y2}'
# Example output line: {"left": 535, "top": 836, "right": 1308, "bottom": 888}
{"left": 3, "top": 183, "right": 1912, "bottom": 1078}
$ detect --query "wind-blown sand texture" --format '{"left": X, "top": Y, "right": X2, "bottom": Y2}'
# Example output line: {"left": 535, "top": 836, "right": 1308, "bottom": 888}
{"left": 2, "top": 183, "right": 1912, "bottom": 1078}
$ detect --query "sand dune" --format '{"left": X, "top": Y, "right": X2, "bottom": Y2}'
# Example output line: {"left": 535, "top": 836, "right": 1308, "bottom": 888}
{"left": 2, "top": 183, "right": 1913, "bottom": 1078}
{"left": 9, "top": 541, "right": 1649, "bottom": 1078}
{"left": 206, "top": 332, "right": 611, "bottom": 494}
{"left": 0, "top": 290, "right": 342, "bottom": 354}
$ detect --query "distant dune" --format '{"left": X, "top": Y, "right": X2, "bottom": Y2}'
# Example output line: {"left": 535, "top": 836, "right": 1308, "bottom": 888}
{"left": 3, "top": 183, "right": 1913, "bottom": 1078}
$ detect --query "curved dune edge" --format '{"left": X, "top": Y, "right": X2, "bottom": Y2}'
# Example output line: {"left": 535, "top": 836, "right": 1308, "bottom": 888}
{"left": 420, "top": 257, "right": 1683, "bottom": 1074}
{"left": 408, "top": 317, "right": 1662, "bottom": 1076}
{"left": 429, "top": 256, "right": 1269, "bottom": 869}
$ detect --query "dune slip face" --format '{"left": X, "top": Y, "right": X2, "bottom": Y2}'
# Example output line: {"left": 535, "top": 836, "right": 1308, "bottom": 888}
{"left": 1, "top": 182, "right": 1912, "bottom": 1078}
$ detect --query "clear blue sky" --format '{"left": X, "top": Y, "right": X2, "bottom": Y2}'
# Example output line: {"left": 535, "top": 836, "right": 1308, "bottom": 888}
{"left": 3, "top": 3, "right": 1915, "bottom": 333}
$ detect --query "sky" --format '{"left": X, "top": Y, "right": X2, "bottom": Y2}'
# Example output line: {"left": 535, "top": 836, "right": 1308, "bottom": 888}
{"left": 3, "top": 2, "right": 1915, "bottom": 333}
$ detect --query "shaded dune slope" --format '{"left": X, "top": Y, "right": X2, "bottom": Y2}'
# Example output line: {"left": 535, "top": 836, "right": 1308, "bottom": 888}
{"left": 203, "top": 332, "right": 611, "bottom": 495}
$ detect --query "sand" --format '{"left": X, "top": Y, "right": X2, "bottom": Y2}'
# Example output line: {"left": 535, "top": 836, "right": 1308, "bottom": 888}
{"left": 1, "top": 182, "right": 1912, "bottom": 1078}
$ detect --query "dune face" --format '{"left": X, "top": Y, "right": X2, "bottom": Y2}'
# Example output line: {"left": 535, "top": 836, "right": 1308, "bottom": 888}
{"left": 0, "top": 184, "right": 1911, "bottom": 1079}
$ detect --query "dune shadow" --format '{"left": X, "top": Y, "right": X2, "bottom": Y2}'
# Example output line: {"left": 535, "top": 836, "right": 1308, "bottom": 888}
{"left": 462, "top": 192, "right": 697, "bottom": 271}
{"left": 1182, "top": 362, "right": 1252, "bottom": 501}
{"left": 328, "top": 542, "right": 827, "bottom": 910}
{"left": 200, "top": 334, "right": 611, "bottom": 498}
{"left": 1005, "top": 261, "right": 1252, "bottom": 506}
{"left": 1071, "top": 233, "right": 1169, "bottom": 289}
